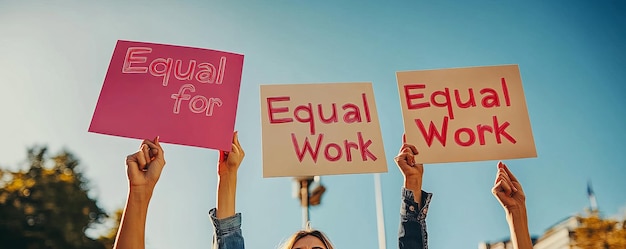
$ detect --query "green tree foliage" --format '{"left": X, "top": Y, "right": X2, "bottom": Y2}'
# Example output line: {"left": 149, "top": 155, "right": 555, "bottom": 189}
{"left": 573, "top": 210, "right": 626, "bottom": 249}
{"left": 97, "top": 208, "right": 123, "bottom": 249}
{"left": 0, "top": 146, "right": 114, "bottom": 249}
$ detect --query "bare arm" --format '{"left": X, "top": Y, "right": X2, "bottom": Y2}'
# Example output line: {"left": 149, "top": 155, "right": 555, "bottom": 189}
{"left": 114, "top": 137, "right": 166, "bottom": 249}
{"left": 492, "top": 162, "right": 533, "bottom": 249}
{"left": 216, "top": 131, "right": 245, "bottom": 219}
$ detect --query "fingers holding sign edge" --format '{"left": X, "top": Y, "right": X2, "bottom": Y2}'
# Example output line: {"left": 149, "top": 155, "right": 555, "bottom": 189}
{"left": 142, "top": 136, "right": 163, "bottom": 160}
{"left": 220, "top": 131, "right": 242, "bottom": 162}
{"left": 232, "top": 131, "right": 244, "bottom": 156}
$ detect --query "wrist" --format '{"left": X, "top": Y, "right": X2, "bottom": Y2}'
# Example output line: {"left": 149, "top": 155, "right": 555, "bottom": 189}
{"left": 403, "top": 177, "right": 422, "bottom": 193}
{"left": 505, "top": 206, "right": 527, "bottom": 222}
{"left": 128, "top": 186, "right": 153, "bottom": 207}
{"left": 404, "top": 177, "right": 422, "bottom": 203}
{"left": 129, "top": 185, "right": 153, "bottom": 196}
{"left": 218, "top": 171, "right": 238, "bottom": 183}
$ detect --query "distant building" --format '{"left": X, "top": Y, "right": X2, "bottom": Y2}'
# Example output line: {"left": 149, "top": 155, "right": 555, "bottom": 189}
{"left": 478, "top": 236, "right": 538, "bottom": 249}
{"left": 533, "top": 216, "right": 579, "bottom": 249}
{"left": 479, "top": 216, "right": 580, "bottom": 249}
{"left": 478, "top": 237, "right": 513, "bottom": 249}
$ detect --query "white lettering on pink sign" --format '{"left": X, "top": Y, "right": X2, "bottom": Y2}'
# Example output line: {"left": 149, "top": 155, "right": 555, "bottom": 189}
{"left": 122, "top": 46, "right": 228, "bottom": 116}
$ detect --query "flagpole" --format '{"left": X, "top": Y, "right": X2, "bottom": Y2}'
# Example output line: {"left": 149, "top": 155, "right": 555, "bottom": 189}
{"left": 374, "top": 173, "right": 386, "bottom": 249}
{"left": 587, "top": 180, "right": 598, "bottom": 212}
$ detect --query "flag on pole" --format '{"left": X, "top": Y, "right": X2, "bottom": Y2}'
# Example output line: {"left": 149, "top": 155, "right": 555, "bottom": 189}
{"left": 587, "top": 180, "right": 598, "bottom": 211}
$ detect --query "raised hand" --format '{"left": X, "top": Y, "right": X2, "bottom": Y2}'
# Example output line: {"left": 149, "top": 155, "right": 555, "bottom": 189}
{"left": 125, "top": 136, "right": 166, "bottom": 191}
{"left": 115, "top": 136, "right": 166, "bottom": 249}
{"left": 218, "top": 131, "right": 245, "bottom": 176}
{"left": 395, "top": 144, "right": 422, "bottom": 177}
{"left": 492, "top": 163, "right": 532, "bottom": 249}
{"left": 394, "top": 143, "right": 424, "bottom": 203}
{"left": 215, "top": 131, "right": 245, "bottom": 219}
{"left": 492, "top": 161, "right": 525, "bottom": 211}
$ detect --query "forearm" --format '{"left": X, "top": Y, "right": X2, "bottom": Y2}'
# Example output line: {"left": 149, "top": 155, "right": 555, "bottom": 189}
{"left": 216, "top": 173, "right": 237, "bottom": 219}
{"left": 404, "top": 177, "right": 422, "bottom": 204}
{"left": 506, "top": 207, "right": 532, "bottom": 249}
{"left": 114, "top": 188, "right": 152, "bottom": 249}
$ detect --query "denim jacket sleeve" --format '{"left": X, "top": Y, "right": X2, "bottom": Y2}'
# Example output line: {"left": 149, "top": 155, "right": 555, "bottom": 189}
{"left": 399, "top": 188, "right": 433, "bottom": 249}
{"left": 209, "top": 208, "right": 245, "bottom": 249}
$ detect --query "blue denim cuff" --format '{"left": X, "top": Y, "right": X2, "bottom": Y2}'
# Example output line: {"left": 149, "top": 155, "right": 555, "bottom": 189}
{"left": 400, "top": 188, "right": 432, "bottom": 222}
{"left": 209, "top": 208, "right": 242, "bottom": 236}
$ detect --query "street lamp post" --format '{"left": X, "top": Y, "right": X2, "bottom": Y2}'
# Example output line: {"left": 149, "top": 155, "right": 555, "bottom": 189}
{"left": 294, "top": 176, "right": 325, "bottom": 228}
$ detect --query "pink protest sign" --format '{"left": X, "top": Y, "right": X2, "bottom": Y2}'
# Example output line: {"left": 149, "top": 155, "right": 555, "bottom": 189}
{"left": 89, "top": 40, "right": 244, "bottom": 151}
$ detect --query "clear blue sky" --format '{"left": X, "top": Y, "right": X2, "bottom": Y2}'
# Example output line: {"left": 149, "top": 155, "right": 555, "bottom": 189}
{"left": 1, "top": 0, "right": 625, "bottom": 248}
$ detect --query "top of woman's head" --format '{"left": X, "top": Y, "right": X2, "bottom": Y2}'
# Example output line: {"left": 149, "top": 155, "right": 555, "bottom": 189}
{"left": 278, "top": 223, "right": 334, "bottom": 249}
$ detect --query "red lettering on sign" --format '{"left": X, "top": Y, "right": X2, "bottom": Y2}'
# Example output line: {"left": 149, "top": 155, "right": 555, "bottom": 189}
{"left": 267, "top": 97, "right": 292, "bottom": 124}
{"left": 292, "top": 133, "right": 323, "bottom": 162}
{"left": 477, "top": 123, "right": 494, "bottom": 145}
{"left": 454, "top": 128, "right": 476, "bottom": 147}
{"left": 291, "top": 132, "right": 377, "bottom": 162}
{"left": 431, "top": 88, "right": 454, "bottom": 119}
{"left": 404, "top": 79, "right": 512, "bottom": 119}
{"left": 267, "top": 93, "right": 372, "bottom": 135}
{"left": 493, "top": 116, "right": 516, "bottom": 144}
{"left": 318, "top": 103, "right": 338, "bottom": 124}
{"left": 501, "top": 77, "right": 511, "bottom": 106}
{"left": 454, "top": 89, "right": 477, "bottom": 108}
{"left": 404, "top": 84, "right": 429, "bottom": 109}
{"left": 294, "top": 103, "right": 315, "bottom": 135}
{"left": 324, "top": 143, "right": 342, "bottom": 162}
{"left": 414, "top": 116, "right": 516, "bottom": 147}
{"left": 415, "top": 117, "right": 449, "bottom": 147}
{"left": 362, "top": 93, "right": 372, "bottom": 122}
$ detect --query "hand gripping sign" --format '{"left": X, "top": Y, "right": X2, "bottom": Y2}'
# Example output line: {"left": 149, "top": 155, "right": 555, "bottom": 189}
{"left": 396, "top": 65, "right": 537, "bottom": 163}
{"left": 89, "top": 40, "right": 244, "bottom": 151}
{"left": 260, "top": 82, "right": 387, "bottom": 177}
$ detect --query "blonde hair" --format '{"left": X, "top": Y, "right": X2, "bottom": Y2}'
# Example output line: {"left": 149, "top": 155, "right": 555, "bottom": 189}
{"left": 278, "top": 222, "right": 334, "bottom": 249}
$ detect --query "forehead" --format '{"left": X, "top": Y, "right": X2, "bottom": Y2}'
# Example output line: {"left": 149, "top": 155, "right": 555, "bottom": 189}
{"left": 292, "top": 235, "right": 327, "bottom": 249}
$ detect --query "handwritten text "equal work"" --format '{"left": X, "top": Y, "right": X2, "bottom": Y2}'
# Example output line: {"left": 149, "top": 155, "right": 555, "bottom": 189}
{"left": 267, "top": 93, "right": 378, "bottom": 163}
{"left": 404, "top": 78, "right": 517, "bottom": 147}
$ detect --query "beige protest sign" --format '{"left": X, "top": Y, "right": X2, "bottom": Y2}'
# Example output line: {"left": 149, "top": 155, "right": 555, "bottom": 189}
{"left": 260, "top": 82, "right": 387, "bottom": 177}
{"left": 396, "top": 65, "right": 536, "bottom": 163}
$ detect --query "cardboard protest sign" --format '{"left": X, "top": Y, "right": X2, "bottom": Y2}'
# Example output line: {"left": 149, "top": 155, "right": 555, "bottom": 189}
{"left": 260, "top": 83, "right": 387, "bottom": 177}
{"left": 89, "top": 40, "right": 244, "bottom": 151}
{"left": 396, "top": 65, "right": 536, "bottom": 163}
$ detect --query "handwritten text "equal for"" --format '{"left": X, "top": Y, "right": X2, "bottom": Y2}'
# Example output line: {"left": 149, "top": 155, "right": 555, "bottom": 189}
{"left": 122, "top": 47, "right": 227, "bottom": 87}
{"left": 122, "top": 47, "right": 227, "bottom": 117}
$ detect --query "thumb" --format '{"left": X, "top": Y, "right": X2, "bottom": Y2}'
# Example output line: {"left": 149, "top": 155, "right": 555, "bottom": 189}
{"left": 126, "top": 153, "right": 142, "bottom": 179}
{"left": 492, "top": 182, "right": 508, "bottom": 201}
